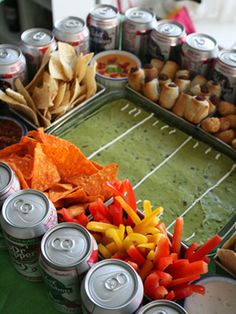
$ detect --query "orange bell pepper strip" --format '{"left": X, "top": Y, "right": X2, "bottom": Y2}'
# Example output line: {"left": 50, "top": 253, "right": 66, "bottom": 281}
{"left": 171, "top": 217, "right": 184, "bottom": 257}
{"left": 115, "top": 196, "right": 141, "bottom": 225}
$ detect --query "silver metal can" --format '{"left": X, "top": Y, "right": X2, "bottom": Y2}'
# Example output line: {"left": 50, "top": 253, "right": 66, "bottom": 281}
{"left": 20, "top": 28, "right": 57, "bottom": 80}
{"left": 135, "top": 300, "right": 189, "bottom": 314}
{"left": 181, "top": 33, "right": 218, "bottom": 78}
{"left": 81, "top": 259, "right": 144, "bottom": 313}
{"left": 0, "top": 189, "right": 58, "bottom": 281}
{"left": 0, "top": 44, "right": 27, "bottom": 91}
{"left": 122, "top": 7, "right": 158, "bottom": 63}
{"left": 0, "top": 162, "right": 20, "bottom": 249}
{"left": 87, "top": 4, "right": 120, "bottom": 53}
{"left": 53, "top": 16, "right": 90, "bottom": 55}
{"left": 39, "top": 222, "right": 98, "bottom": 313}
{"left": 148, "top": 19, "right": 186, "bottom": 63}
{"left": 212, "top": 49, "right": 236, "bottom": 103}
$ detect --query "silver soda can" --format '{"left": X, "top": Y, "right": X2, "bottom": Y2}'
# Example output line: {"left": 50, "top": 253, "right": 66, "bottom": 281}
{"left": 0, "top": 44, "right": 27, "bottom": 91}
{"left": 20, "top": 28, "right": 57, "bottom": 80}
{"left": 0, "top": 162, "right": 20, "bottom": 249}
{"left": 212, "top": 49, "right": 236, "bottom": 103}
{"left": 135, "top": 300, "right": 189, "bottom": 314}
{"left": 181, "top": 33, "right": 218, "bottom": 78}
{"left": 39, "top": 222, "right": 98, "bottom": 313}
{"left": 81, "top": 259, "right": 144, "bottom": 313}
{"left": 0, "top": 189, "right": 58, "bottom": 281}
{"left": 53, "top": 16, "right": 90, "bottom": 55}
{"left": 122, "top": 7, "right": 158, "bottom": 63}
{"left": 148, "top": 19, "right": 186, "bottom": 64}
{"left": 87, "top": 4, "right": 120, "bottom": 53}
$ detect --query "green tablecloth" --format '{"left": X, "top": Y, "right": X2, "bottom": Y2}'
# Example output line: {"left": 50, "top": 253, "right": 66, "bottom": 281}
{"left": 0, "top": 246, "right": 228, "bottom": 314}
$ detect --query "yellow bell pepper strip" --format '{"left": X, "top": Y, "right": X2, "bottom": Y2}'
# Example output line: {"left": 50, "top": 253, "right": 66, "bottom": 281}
{"left": 105, "top": 241, "right": 118, "bottom": 254}
{"left": 123, "top": 236, "right": 133, "bottom": 250}
{"left": 139, "top": 259, "right": 154, "bottom": 281}
{"left": 126, "top": 225, "right": 133, "bottom": 235}
{"left": 86, "top": 221, "right": 117, "bottom": 233}
{"left": 147, "top": 250, "right": 155, "bottom": 260}
{"left": 125, "top": 233, "right": 148, "bottom": 245}
{"left": 115, "top": 196, "right": 141, "bottom": 225}
{"left": 143, "top": 200, "right": 152, "bottom": 217}
{"left": 144, "top": 227, "right": 162, "bottom": 235}
{"left": 137, "top": 243, "right": 155, "bottom": 250}
{"left": 118, "top": 224, "right": 125, "bottom": 241}
{"left": 105, "top": 227, "right": 124, "bottom": 251}
{"left": 134, "top": 206, "right": 163, "bottom": 233}
{"left": 147, "top": 233, "right": 163, "bottom": 245}
{"left": 98, "top": 243, "right": 112, "bottom": 259}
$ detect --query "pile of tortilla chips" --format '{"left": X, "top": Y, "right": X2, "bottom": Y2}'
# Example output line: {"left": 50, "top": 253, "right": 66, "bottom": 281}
{"left": 0, "top": 42, "right": 97, "bottom": 128}
{"left": 0, "top": 128, "right": 118, "bottom": 216}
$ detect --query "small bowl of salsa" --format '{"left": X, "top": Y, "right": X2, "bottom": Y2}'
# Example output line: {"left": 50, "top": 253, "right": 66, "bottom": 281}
{"left": 92, "top": 50, "right": 141, "bottom": 88}
{"left": 0, "top": 116, "right": 27, "bottom": 150}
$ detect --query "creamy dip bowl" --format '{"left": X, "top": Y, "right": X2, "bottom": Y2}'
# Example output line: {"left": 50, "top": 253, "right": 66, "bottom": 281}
{"left": 91, "top": 50, "right": 141, "bottom": 89}
{"left": 183, "top": 275, "right": 236, "bottom": 314}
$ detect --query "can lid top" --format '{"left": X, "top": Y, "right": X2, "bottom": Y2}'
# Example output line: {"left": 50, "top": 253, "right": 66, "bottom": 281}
{"left": 42, "top": 223, "right": 90, "bottom": 267}
{"left": 136, "top": 300, "right": 188, "bottom": 314}
{"left": 2, "top": 189, "right": 49, "bottom": 228}
{"left": 54, "top": 16, "right": 85, "bottom": 34}
{"left": 21, "top": 28, "right": 54, "bottom": 47}
{"left": 125, "top": 7, "right": 155, "bottom": 24}
{"left": 91, "top": 4, "right": 118, "bottom": 19}
{"left": 0, "top": 162, "right": 11, "bottom": 192}
{"left": 218, "top": 49, "right": 236, "bottom": 68}
{"left": 186, "top": 33, "right": 217, "bottom": 51}
{"left": 156, "top": 20, "right": 185, "bottom": 37}
{"left": 85, "top": 259, "right": 141, "bottom": 309}
{"left": 0, "top": 44, "right": 21, "bottom": 65}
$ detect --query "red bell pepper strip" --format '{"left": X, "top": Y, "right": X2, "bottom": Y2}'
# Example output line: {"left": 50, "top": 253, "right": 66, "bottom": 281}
{"left": 75, "top": 212, "right": 89, "bottom": 227}
{"left": 139, "top": 259, "right": 154, "bottom": 281}
{"left": 123, "top": 179, "right": 137, "bottom": 211}
{"left": 169, "top": 260, "right": 208, "bottom": 279}
{"left": 127, "top": 245, "right": 146, "bottom": 267}
{"left": 188, "top": 235, "right": 222, "bottom": 262}
{"left": 105, "top": 181, "right": 124, "bottom": 198}
{"left": 165, "top": 290, "right": 175, "bottom": 301}
{"left": 173, "top": 284, "right": 205, "bottom": 300}
{"left": 168, "top": 275, "right": 200, "bottom": 287}
{"left": 144, "top": 271, "right": 160, "bottom": 299}
{"left": 125, "top": 259, "right": 139, "bottom": 272}
{"left": 157, "top": 255, "right": 173, "bottom": 271}
{"left": 154, "top": 236, "right": 170, "bottom": 268}
{"left": 153, "top": 286, "right": 169, "bottom": 300}
{"left": 110, "top": 200, "right": 123, "bottom": 226}
{"left": 184, "top": 242, "right": 198, "bottom": 259}
{"left": 61, "top": 208, "right": 80, "bottom": 223}
{"left": 156, "top": 271, "right": 173, "bottom": 287}
{"left": 171, "top": 217, "right": 184, "bottom": 257}
{"left": 88, "top": 199, "right": 112, "bottom": 223}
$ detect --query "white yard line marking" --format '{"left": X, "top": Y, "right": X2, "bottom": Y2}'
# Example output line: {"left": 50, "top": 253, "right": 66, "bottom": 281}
{"left": 136, "top": 200, "right": 142, "bottom": 205}
{"left": 129, "top": 108, "right": 137, "bottom": 115}
{"left": 134, "top": 110, "right": 141, "bottom": 117}
{"left": 184, "top": 232, "right": 196, "bottom": 242}
{"left": 152, "top": 120, "right": 159, "bottom": 126}
{"left": 88, "top": 113, "right": 154, "bottom": 160}
{"left": 205, "top": 147, "right": 212, "bottom": 154}
{"left": 167, "top": 163, "right": 236, "bottom": 230}
{"left": 193, "top": 141, "right": 199, "bottom": 148}
{"left": 133, "top": 136, "right": 192, "bottom": 190}
{"left": 121, "top": 103, "right": 129, "bottom": 111}
{"left": 161, "top": 125, "right": 169, "bottom": 130}
{"left": 215, "top": 153, "right": 221, "bottom": 160}
{"left": 169, "top": 129, "right": 176, "bottom": 135}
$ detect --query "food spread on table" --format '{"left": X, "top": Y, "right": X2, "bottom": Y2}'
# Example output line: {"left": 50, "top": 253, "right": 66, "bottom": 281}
{"left": 0, "top": 4, "right": 236, "bottom": 314}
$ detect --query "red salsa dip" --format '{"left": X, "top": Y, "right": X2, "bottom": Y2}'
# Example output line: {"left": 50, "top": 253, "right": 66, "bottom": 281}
{"left": 0, "top": 118, "right": 23, "bottom": 149}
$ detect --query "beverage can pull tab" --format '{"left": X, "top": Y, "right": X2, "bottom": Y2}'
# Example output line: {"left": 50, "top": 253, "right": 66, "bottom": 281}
{"left": 104, "top": 273, "right": 128, "bottom": 291}
{"left": 13, "top": 199, "right": 33, "bottom": 214}
{"left": 51, "top": 237, "right": 75, "bottom": 251}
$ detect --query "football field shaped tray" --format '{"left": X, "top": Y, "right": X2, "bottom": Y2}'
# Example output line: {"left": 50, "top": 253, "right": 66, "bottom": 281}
{"left": 49, "top": 87, "right": 236, "bottom": 246}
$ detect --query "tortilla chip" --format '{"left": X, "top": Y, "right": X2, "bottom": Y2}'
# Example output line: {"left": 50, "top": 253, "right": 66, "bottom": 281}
{"left": 67, "top": 163, "right": 118, "bottom": 200}
{"left": 1, "top": 155, "right": 33, "bottom": 180}
{"left": 83, "top": 63, "right": 97, "bottom": 99}
{"left": 5, "top": 161, "right": 29, "bottom": 189}
{"left": 5, "top": 88, "right": 27, "bottom": 105}
{"left": 8, "top": 102, "right": 39, "bottom": 126}
{"left": 31, "top": 143, "right": 61, "bottom": 191}
{"left": 75, "top": 53, "right": 94, "bottom": 82}
{"left": 58, "top": 42, "right": 76, "bottom": 81}
{"left": 49, "top": 51, "right": 68, "bottom": 81}
{"left": 53, "top": 81, "right": 67, "bottom": 108}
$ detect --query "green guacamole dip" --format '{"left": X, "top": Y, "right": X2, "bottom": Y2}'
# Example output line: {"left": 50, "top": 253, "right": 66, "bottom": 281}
{"left": 56, "top": 99, "right": 236, "bottom": 244}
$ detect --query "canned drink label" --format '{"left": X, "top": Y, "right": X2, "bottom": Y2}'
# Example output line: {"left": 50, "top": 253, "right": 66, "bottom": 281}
{"left": 0, "top": 229, "right": 6, "bottom": 249}
{"left": 4, "top": 232, "right": 42, "bottom": 280}
{"left": 212, "top": 69, "right": 236, "bottom": 103}
{"left": 89, "top": 25, "right": 118, "bottom": 52}
{"left": 40, "top": 259, "right": 82, "bottom": 313}
{"left": 149, "top": 35, "right": 172, "bottom": 60}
